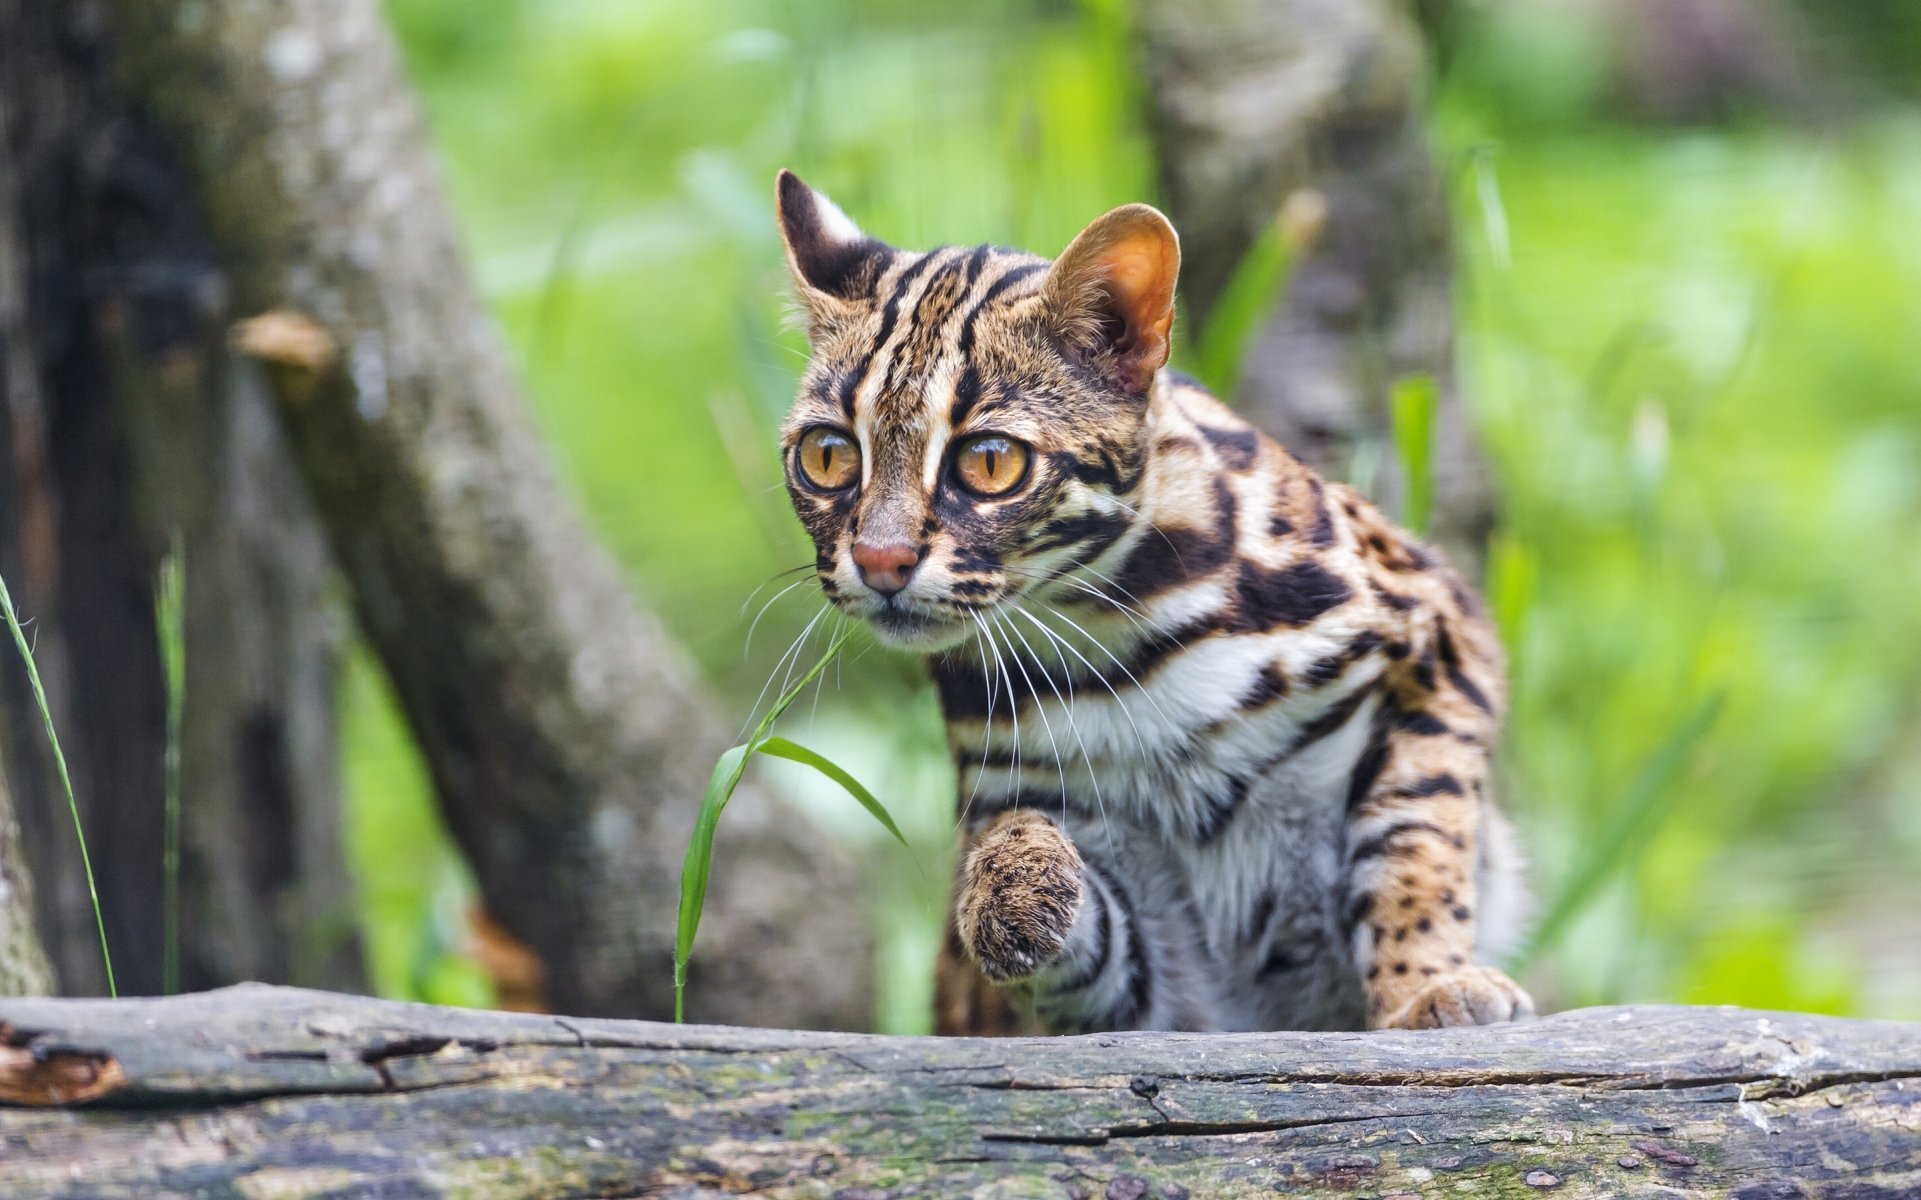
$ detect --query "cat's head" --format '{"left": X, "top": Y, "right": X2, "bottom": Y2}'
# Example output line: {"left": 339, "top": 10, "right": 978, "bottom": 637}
{"left": 774, "top": 170, "right": 1180, "bottom": 653}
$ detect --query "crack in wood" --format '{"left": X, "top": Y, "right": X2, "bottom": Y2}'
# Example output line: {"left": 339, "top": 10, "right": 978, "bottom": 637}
{"left": 1, "top": 988, "right": 1917, "bottom": 1198}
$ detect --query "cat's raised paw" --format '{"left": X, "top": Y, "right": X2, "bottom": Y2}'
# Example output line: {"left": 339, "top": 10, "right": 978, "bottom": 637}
{"left": 1375, "top": 964, "right": 1535, "bottom": 1030}
{"left": 956, "top": 810, "right": 1084, "bottom": 982}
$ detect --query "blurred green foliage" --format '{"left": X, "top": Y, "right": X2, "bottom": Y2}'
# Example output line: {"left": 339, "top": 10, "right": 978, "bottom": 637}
{"left": 362, "top": 0, "right": 1921, "bottom": 1027}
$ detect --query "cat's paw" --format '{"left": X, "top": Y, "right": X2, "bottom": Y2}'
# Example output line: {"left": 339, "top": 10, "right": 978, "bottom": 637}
{"left": 1374, "top": 964, "right": 1535, "bottom": 1030}
{"left": 956, "top": 810, "right": 1084, "bottom": 982}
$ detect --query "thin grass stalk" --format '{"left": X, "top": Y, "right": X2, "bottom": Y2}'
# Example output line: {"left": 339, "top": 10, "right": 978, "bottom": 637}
{"left": 157, "top": 542, "right": 186, "bottom": 995}
{"left": 0, "top": 569, "right": 116, "bottom": 995}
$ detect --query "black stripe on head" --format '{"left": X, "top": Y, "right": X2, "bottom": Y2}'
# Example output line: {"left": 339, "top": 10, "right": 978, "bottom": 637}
{"left": 950, "top": 546, "right": 1003, "bottom": 573}
{"left": 955, "top": 260, "right": 1045, "bottom": 358}
{"left": 950, "top": 364, "right": 984, "bottom": 426}
{"left": 879, "top": 250, "right": 975, "bottom": 400}
{"left": 961, "top": 242, "right": 992, "bottom": 288}
{"left": 1025, "top": 509, "right": 1133, "bottom": 556}
{"left": 1063, "top": 446, "right": 1146, "bottom": 496}
{"left": 852, "top": 251, "right": 943, "bottom": 393}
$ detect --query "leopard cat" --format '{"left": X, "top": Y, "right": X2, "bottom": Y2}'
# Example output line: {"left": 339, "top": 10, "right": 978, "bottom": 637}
{"left": 773, "top": 169, "right": 1532, "bottom": 1034}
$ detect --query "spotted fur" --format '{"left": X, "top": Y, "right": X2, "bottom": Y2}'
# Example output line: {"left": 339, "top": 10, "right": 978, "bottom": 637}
{"left": 775, "top": 170, "right": 1531, "bottom": 1034}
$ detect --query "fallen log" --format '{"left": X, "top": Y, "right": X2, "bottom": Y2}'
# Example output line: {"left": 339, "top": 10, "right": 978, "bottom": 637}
{"left": 0, "top": 985, "right": 1916, "bottom": 1198}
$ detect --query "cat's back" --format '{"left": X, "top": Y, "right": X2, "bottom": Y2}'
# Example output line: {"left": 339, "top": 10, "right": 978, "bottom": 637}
{"left": 1151, "top": 370, "right": 1506, "bottom": 732}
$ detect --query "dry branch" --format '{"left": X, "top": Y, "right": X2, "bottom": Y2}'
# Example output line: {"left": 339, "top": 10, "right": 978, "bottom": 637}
{"left": 2, "top": 985, "right": 1917, "bottom": 1198}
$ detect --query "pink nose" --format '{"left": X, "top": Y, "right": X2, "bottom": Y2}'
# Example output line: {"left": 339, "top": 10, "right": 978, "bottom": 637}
{"left": 852, "top": 542, "right": 921, "bottom": 596}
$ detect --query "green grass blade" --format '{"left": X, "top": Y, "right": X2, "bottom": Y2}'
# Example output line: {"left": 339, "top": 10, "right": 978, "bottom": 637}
{"left": 1514, "top": 689, "right": 1726, "bottom": 969}
{"left": 0, "top": 570, "right": 116, "bottom": 996}
{"left": 1192, "top": 219, "right": 1290, "bottom": 396}
{"left": 752, "top": 625, "right": 855, "bottom": 743}
{"left": 1390, "top": 373, "right": 1438, "bottom": 537}
{"left": 757, "top": 735, "right": 909, "bottom": 847}
{"left": 674, "top": 624, "right": 859, "bottom": 1021}
{"left": 156, "top": 543, "right": 186, "bottom": 996}
{"left": 674, "top": 741, "right": 751, "bottom": 1023}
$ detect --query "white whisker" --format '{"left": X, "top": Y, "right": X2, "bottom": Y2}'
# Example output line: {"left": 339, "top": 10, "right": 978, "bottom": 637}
{"left": 1027, "top": 597, "right": 1179, "bottom": 738}
{"left": 740, "top": 605, "right": 828, "bottom": 739}
{"left": 992, "top": 611, "right": 1069, "bottom": 817}
{"left": 1007, "top": 604, "right": 1111, "bottom": 839}
{"left": 1010, "top": 601, "right": 1153, "bottom": 770}
{"left": 743, "top": 577, "right": 814, "bottom": 657}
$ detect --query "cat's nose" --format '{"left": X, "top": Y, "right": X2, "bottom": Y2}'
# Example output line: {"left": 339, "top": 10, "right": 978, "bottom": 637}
{"left": 852, "top": 542, "right": 921, "bottom": 596}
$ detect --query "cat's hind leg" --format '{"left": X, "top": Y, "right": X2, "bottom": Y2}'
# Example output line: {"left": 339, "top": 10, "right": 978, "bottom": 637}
{"left": 1341, "top": 704, "right": 1534, "bottom": 1030}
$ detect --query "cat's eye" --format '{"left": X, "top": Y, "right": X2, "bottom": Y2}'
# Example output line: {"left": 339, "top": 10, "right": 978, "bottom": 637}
{"left": 952, "top": 434, "right": 1031, "bottom": 497}
{"left": 796, "top": 427, "right": 860, "bottom": 491}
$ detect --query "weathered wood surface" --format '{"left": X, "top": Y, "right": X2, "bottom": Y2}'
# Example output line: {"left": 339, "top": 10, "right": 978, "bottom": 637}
{"left": 1, "top": 986, "right": 1917, "bottom": 1198}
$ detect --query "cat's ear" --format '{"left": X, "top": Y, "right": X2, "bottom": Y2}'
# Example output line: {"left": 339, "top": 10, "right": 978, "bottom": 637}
{"left": 776, "top": 170, "right": 887, "bottom": 337}
{"left": 1042, "top": 204, "right": 1180, "bottom": 394}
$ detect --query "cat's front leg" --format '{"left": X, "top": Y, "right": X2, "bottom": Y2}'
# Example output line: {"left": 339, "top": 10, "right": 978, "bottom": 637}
{"left": 1342, "top": 709, "right": 1534, "bottom": 1030}
{"left": 955, "top": 809, "right": 1084, "bottom": 981}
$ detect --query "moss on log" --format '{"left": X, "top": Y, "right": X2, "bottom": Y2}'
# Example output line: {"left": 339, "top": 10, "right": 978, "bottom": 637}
{"left": 1, "top": 985, "right": 1917, "bottom": 1198}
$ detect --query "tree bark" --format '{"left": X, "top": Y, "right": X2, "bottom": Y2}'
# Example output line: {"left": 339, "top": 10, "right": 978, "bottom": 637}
{"left": 0, "top": 0, "right": 173, "bottom": 995}
{"left": 98, "top": 0, "right": 873, "bottom": 1025}
{"left": 2, "top": 986, "right": 1918, "bottom": 1198}
{"left": 0, "top": 771, "right": 51, "bottom": 997}
{"left": 0, "top": 59, "right": 55, "bottom": 1003}
{"left": 0, "top": 0, "right": 364, "bottom": 995}
{"left": 1141, "top": 0, "right": 1494, "bottom": 561}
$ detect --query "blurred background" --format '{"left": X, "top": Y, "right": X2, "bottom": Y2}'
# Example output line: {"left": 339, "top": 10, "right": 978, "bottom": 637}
{"left": 3, "top": 0, "right": 1918, "bottom": 1030}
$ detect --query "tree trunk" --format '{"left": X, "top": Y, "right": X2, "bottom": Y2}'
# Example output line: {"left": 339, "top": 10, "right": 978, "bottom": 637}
{"left": 1141, "top": 0, "right": 1494, "bottom": 561}
{"left": 0, "top": 58, "right": 55, "bottom": 1003}
{"left": 2, "top": 986, "right": 1918, "bottom": 1197}
{"left": 0, "top": 0, "right": 363, "bottom": 995}
{"left": 98, "top": 0, "right": 873, "bottom": 1026}
{"left": 0, "top": 771, "right": 51, "bottom": 997}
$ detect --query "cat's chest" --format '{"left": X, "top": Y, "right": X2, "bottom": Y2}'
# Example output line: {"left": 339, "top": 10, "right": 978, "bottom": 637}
{"left": 970, "top": 653, "right": 1384, "bottom": 844}
{"left": 1078, "top": 759, "right": 1366, "bottom": 1030}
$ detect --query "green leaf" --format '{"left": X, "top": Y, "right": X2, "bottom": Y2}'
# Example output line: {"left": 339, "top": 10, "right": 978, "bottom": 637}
{"left": 758, "top": 735, "right": 909, "bottom": 847}
{"left": 1390, "top": 373, "right": 1438, "bottom": 537}
{"left": 675, "top": 742, "right": 752, "bottom": 1024}
{"left": 1192, "top": 221, "right": 1290, "bottom": 396}
{"left": 675, "top": 625, "right": 881, "bottom": 1022}
{"left": 1513, "top": 690, "right": 1726, "bottom": 969}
